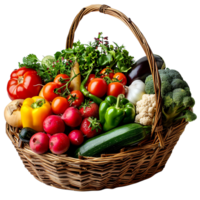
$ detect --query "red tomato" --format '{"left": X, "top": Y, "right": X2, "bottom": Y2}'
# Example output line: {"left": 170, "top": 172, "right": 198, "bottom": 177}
{"left": 88, "top": 78, "right": 107, "bottom": 98}
{"left": 107, "top": 82, "right": 125, "bottom": 97}
{"left": 113, "top": 72, "right": 127, "bottom": 85}
{"left": 52, "top": 97, "right": 70, "bottom": 114}
{"left": 85, "top": 74, "right": 95, "bottom": 90}
{"left": 7, "top": 67, "right": 42, "bottom": 100}
{"left": 80, "top": 118, "right": 102, "bottom": 138}
{"left": 54, "top": 74, "right": 70, "bottom": 89}
{"left": 43, "top": 82, "right": 60, "bottom": 102}
{"left": 100, "top": 67, "right": 114, "bottom": 79}
{"left": 68, "top": 90, "right": 84, "bottom": 108}
{"left": 79, "top": 101, "right": 99, "bottom": 119}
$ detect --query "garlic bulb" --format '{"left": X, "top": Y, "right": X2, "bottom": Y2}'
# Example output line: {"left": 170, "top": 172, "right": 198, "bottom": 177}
{"left": 126, "top": 80, "right": 145, "bottom": 105}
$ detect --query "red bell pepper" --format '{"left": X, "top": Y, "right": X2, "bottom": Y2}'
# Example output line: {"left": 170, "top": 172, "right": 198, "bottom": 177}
{"left": 7, "top": 67, "right": 42, "bottom": 100}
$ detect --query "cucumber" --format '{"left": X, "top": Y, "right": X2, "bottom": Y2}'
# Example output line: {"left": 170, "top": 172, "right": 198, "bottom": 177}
{"left": 19, "top": 127, "right": 37, "bottom": 143}
{"left": 74, "top": 123, "right": 151, "bottom": 157}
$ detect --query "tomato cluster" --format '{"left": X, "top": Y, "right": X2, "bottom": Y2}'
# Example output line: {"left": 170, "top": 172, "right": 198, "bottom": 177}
{"left": 43, "top": 68, "right": 127, "bottom": 115}
{"left": 41, "top": 74, "right": 85, "bottom": 115}
{"left": 87, "top": 67, "right": 127, "bottom": 98}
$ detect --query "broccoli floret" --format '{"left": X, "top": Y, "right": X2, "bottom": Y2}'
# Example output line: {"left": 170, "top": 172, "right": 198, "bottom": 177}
{"left": 163, "top": 92, "right": 173, "bottom": 107}
{"left": 145, "top": 74, "right": 154, "bottom": 94}
{"left": 172, "top": 88, "right": 187, "bottom": 106}
{"left": 145, "top": 74, "right": 172, "bottom": 97}
{"left": 175, "top": 110, "right": 197, "bottom": 122}
{"left": 183, "top": 96, "right": 195, "bottom": 107}
{"left": 145, "top": 68, "right": 197, "bottom": 126}
{"left": 171, "top": 79, "right": 188, "bottom": 90}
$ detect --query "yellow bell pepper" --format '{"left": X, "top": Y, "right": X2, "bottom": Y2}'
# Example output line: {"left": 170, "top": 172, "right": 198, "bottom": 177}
{"left": 21, "top": 96, "right": 51, "bottom": 132}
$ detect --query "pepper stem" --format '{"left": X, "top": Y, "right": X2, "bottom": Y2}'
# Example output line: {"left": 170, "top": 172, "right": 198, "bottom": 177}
{"left": 31, "top": 99, "right": 45, "bottom": 109}
{"left": 115, "top": 94, "right": 125, "bottom": 109}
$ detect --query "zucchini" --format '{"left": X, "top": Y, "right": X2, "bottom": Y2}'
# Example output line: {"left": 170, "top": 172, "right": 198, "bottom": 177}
{"left": 74, "top": 123, "right": 151, "bottom": 157}
{"left": 19, "top": 127, "right": 37, "bottom": 143}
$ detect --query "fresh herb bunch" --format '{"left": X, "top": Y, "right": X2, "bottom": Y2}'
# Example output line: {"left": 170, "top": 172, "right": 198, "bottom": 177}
{"left": 19, "top": 33, "right": 135, "bottom": 83}
{"left": 55, "top": 32, "right": 135, "bottom": 75}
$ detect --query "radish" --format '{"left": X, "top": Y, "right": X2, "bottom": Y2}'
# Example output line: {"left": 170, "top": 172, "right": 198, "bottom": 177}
{"left": 49, "top": 133, "right": 70, "bottom": 155}
{"left": 29, "top": 132, "right": 49, "bottom": 154}
{"left": 62, "top": 107, "right": 82, "bottom": 127}
{"left": 43, "top": 115, "right": 65, "bottom": 135}
{"left": 68, "top": 130, "right": 84, "bottom": 146}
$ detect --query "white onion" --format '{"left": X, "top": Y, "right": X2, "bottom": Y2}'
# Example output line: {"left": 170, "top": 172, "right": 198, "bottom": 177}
{"left": 4, "top": 99, "right": 24, "bottom": 127}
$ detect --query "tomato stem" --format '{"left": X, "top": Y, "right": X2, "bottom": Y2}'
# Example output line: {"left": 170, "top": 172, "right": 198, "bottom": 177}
{"left": 54, "top": 71, "right": 80, "bottom": 97}
{"left": 68, "top": 94, "right": 78, "bottom": 106}
{"left": 58, "top": 77, "right": 70, "bottom": 83}
{"left": 18, "top": 76, "right": 24, "bottom": 84}
{"left": 87, "top": 117, "right": 102, "bottom": 132}
{"left": 103, "top": 76, "right": 122, "bottom": 84}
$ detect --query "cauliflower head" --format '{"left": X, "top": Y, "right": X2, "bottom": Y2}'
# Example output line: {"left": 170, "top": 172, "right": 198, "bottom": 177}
{"left": 135, "top": 94, "right": 156, "bottom": 126}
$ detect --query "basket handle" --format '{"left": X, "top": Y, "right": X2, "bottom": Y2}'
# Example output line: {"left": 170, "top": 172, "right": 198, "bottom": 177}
{"left": 66, "top": 4, "right": 164, "bottom": 148}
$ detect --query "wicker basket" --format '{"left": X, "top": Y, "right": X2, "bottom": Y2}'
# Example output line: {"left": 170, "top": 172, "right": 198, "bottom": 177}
{"left": 6, "top": 4, "right": 189, "bottom": 191}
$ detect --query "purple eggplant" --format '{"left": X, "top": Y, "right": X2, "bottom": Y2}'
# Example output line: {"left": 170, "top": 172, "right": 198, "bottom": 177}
{"left": 126, "top": 54, "right": 165, "bottom": 85}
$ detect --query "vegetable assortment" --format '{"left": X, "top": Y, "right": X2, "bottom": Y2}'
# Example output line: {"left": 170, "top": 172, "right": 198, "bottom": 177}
{"left": 4, "top": 33, "right": 197, "bottom": 157}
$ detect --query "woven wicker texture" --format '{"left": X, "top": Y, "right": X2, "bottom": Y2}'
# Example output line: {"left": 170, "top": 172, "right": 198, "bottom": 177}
{"left": 5, "top": 4, "right": 189, "bottom": 191}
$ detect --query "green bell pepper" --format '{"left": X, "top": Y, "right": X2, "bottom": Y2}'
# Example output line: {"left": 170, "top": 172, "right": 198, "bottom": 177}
{"left": 99, "top": 94, "right": 136, "bottom": 131}
{"left": 99, "top": 95, "right": 117, "bottom": 125}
